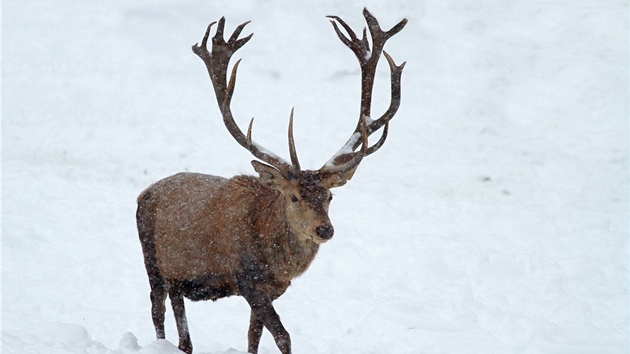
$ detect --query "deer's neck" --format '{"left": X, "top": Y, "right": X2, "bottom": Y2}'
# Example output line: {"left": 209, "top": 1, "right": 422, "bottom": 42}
{"left": 250, "top": 183, "right": 320, "bottom": 282}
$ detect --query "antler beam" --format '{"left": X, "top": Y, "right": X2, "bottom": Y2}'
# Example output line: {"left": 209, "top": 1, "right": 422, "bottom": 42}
{"left": 323, "top": 8, "right": 407, "bottom": 172}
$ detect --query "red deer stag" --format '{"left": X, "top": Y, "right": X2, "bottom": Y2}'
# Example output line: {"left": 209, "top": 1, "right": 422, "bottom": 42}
{"left": 137, "top": 8, "right": 406, "bottom": 354}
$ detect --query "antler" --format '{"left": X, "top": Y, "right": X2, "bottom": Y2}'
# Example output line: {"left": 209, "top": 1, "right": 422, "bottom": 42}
{"left": 192, "top": 18, "right": 301, "bottom": 177}
{"left": 192, "top": 11, "right": 405, "bottom": 180}
{"left": 321, "top": 8, "right": 407, "bottom": 175}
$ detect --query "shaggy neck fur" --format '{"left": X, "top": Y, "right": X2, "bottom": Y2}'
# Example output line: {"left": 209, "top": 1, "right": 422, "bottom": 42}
{"left": 235, "top": 176, "right": 320, "bottom": 282}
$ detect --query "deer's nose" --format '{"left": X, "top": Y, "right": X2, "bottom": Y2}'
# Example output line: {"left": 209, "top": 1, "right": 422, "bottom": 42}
{"left": 316, "top": 225, "right": 334, "bottom": 240}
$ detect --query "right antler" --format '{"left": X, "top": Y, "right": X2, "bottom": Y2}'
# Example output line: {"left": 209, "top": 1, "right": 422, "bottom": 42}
{"left": 192, "top": 18, "right": 301, "bottom": 178}
{"left": 321, "top": 8, "right": 407, "bottom": 176}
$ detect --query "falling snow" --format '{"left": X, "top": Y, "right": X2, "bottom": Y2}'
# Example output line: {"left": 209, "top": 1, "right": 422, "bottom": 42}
{"left": 3, "top": 1, "right": 628, "bottom": 353}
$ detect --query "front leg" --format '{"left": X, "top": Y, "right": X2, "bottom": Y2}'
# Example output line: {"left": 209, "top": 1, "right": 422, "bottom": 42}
{"left": 248, "top": 310, "right": 264, "bottom": 354}
{"left": 245, "top": 293, "right": 290, "bottom": 354}
{"left": 238, "top": 278, "right": 291, "bottom": 354}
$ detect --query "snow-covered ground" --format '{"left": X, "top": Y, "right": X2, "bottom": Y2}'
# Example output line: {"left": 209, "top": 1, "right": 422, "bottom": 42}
{"left": 2, "top": 1, "right": 628, "bottom": 353}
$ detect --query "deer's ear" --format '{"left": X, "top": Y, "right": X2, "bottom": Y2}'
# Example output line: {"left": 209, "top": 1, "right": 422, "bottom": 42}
{"left": 321, "top": 166, "right": 358, "bottom": 189}
{"left": 252, "top": 160, "right": 288, "bottom": 189}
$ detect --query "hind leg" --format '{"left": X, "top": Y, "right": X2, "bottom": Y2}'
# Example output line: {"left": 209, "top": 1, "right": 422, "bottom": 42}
{"left": 139, "top": 230, "right": 168, "bottom": 340}
{"left": 137, "top": 197, "right": 168, "bottom": 340}
{"left": 149, "top": 276, "right": 167, "bottom": 339}
{"left": 169, "top": 285, "right": 193, "bottom": 354}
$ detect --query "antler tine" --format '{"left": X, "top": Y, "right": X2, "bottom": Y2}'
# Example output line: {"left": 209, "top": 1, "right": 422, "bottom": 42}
{"left": 288, "top": 108, "right": 301, "bottom": 172}
{"left": 321, "top": 9, "right": 407, "bottom": 174}
{"left": 365, "top": 120, "right": 389, "bottom": 156}
{"left": 245, "top": 117, "right": 298, "bottom": 176}
{"left": 327, "top": 16, "right": 356, "bottom": 48}
{"left": 193, "top": 18, "right": 299, "bottom": 177}
{"left": 192, "top": 21, "right": 216, "bottom": 62}
{"left": 228, "top": 20, "right": 252, "bottom": 46}
{"left": 349, "top": 50, "right": 406, "bottom": 155}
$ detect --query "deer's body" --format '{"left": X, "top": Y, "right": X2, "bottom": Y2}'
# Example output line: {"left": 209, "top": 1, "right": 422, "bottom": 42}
{"left": 138, "top": 172, "right": 319, "bottom": 300}
{"left": 137, "top": 8, "right": 406, "bottom": 354}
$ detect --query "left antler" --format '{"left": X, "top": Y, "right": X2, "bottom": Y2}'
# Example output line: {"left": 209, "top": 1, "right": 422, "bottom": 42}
{"left": 321, "top": 8, "right": 407, "bottom": 176}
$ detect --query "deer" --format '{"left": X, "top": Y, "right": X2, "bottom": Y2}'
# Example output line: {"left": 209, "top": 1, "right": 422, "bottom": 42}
{"left": 136, "top": 8, "right": 406, "bottom": 354}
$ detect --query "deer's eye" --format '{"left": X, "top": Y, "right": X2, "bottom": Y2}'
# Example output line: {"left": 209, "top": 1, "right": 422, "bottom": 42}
{"left": 328, "top": 193, "right": 333, "bottom": 202}
{"left": 291, "top": 195, "right": 299, "bottom": 203}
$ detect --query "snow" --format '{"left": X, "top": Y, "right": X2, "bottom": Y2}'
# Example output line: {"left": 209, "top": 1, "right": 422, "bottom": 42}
{"left": 2, "top": 0, "right": 628, "bottom": 353}
{"left": 325, "top": 131, "right": 363, "bottom": 167}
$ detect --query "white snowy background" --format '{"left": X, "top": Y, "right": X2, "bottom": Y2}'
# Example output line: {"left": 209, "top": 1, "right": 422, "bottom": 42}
{"left": 2, "top": 0, "right": 628, "bottom": 353}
